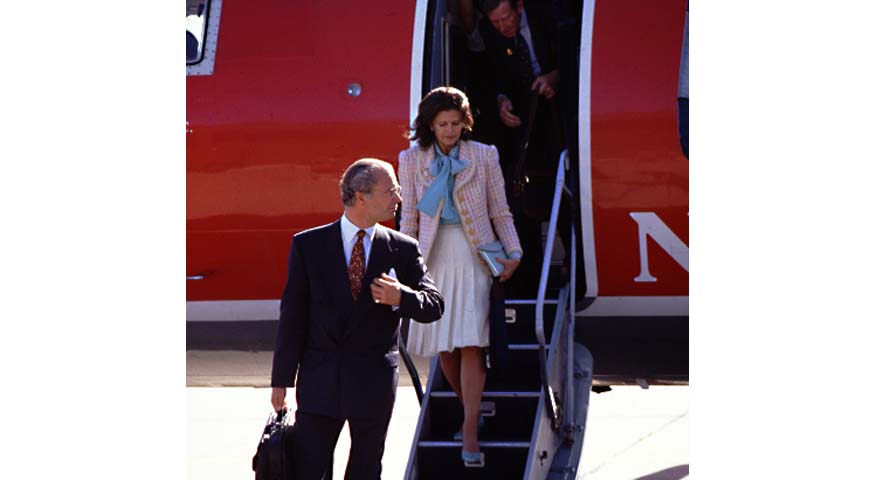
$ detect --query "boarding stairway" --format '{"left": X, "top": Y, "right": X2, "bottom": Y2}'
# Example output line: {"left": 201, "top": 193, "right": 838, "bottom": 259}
{"left": 401, "top": 151, "right": 594, "bottom": 479}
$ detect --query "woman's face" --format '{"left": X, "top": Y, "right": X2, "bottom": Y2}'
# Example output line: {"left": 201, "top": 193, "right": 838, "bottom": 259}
{"left": 430, "top": 109, "right": 463, "bottom": 151}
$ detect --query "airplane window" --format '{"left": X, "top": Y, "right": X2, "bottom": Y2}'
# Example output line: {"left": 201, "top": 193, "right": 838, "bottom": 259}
{"left": 677, "top": 5, "right": 689, "bottom": 159}
{"left": 187, "top": 0, "right": 209, "bottom": 65}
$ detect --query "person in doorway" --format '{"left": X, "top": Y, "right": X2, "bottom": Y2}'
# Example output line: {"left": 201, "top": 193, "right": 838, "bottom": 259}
{"left": 480, "top": 0, "right": 565, "bottom": 297}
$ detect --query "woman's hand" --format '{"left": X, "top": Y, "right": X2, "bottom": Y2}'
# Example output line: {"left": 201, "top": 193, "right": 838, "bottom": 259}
{"left": 496, "top": 257, "right": 521, "bottom": 283}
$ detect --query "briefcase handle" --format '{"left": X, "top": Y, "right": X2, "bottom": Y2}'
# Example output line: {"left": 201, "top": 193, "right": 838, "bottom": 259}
{"left": 274, "top": 407, "right": 287, "bottom": 422}
{"left": 260, "top": 407, "right": 288, "bottom": 432}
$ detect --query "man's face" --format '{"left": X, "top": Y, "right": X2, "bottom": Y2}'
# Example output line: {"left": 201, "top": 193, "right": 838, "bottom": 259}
{"left": 362, "top": 169, "right": 402, "bottom": 224}
{"left": 487, "top": 0, "right": 522, "bottom": 39}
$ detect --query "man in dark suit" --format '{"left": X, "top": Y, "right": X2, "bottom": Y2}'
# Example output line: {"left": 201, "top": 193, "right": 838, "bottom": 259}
{"left": 270, "top": 158, "right": 444, "bottom": 479}
{"left": 480, "top": 0, "right": 564, "bottom": 297}
{"left": 481, "top": 0, "right": 560, "bottom": 137}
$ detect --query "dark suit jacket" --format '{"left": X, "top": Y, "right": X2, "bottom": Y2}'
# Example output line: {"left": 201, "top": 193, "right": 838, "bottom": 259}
{"left": 271, "top": 220, "right": 443, "bottom": 420}
{"left": 480, "top": 2, "right": 560, "bottom": 124}
{"left": 480, "top": 2, "right": 563, "bottom": 174}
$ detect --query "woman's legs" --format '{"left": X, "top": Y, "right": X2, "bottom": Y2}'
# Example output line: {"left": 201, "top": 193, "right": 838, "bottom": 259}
{"left": 460, "top": 346, "right": 486, "bottom": 453}
{"left": 439, "top": 349, "right": 463, "bottom": 402}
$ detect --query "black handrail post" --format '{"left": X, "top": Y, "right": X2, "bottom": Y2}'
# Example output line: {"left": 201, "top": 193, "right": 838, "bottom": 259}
{"left": 399, "top": 317, "right": 424, "bottom": 404}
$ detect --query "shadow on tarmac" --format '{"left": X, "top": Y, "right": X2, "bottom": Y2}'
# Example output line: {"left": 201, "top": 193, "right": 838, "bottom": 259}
{"left": 637, "top": 464, "right": 689, "bottom": 480}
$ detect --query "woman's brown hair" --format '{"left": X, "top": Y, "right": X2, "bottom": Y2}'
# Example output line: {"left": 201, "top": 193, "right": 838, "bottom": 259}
{"left": 408, "top": 86, "right": 475, "bottom": 148}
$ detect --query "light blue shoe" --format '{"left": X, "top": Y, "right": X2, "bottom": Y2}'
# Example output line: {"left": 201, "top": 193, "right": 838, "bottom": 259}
{"left": 453, "top": 415, "right": 486, "bottom": 441}
{"left": 461, "top": 449, "right": 485, "bottom": 467}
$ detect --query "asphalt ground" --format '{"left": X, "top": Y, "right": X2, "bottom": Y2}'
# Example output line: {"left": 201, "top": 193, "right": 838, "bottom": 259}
{"left": 186, "top": 350, "right": 688, "bottom": 479}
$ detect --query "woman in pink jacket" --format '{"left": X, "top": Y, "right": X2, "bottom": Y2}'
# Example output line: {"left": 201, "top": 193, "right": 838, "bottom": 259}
{"left": 399, "top": 86, "right": 522, "bottom": 466}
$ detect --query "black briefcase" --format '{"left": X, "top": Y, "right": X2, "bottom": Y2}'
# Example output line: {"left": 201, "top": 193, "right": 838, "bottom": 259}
{"left": 252, "top": 408, "right": 296, "bottom": 479}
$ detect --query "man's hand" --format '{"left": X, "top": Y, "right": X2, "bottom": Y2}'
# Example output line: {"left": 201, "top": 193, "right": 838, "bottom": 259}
{"left": 496, "top": 257, "right": 521, "bottom": 283}
{"left": 371, "top": 273, "right": 403, "bottom": 307}
{"left": 271, "top": 387, "right": 287, "bottom": 412}
{"left": 497, "top": 95, "right": 522, "bottom": 128}
{"left": 531, "top": 69, "right": 559, "bottom": 99}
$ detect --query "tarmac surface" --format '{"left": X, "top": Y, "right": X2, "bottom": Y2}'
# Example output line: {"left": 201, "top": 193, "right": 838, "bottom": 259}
{"left": 187, "top": 350, "right": 688, "bottom": 480}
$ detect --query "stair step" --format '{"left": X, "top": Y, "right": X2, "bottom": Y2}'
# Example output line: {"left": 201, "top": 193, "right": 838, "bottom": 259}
{"left": 418, "top": 441, "right": 530, "bottom": 448}
{"left": 505, "top": 299, "right": 559, "bottom": 304}
{"left": 433, "top": 348, "right": 543, "bottom": 392}
{"left": 429, "top": 391, "right": 541, "bottom": 398}
{"left": 509, "top": 344, "right": 549, "bottom": 350}
{"left": 406, "top": 293, "right": 570, "bottom": 479}
{"left": 504, "top": 302, "right": 558, "bottom": 344}
{"left": 414, "top": 445, "right": 529, "bottom": 479}
{"left": 417, "top": 394, "right": 539, "bottom": 442}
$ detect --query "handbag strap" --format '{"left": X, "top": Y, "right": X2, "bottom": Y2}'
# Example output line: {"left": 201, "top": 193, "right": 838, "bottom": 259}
{"left": 512, "top": 94, "right": 540, "bottom": 197}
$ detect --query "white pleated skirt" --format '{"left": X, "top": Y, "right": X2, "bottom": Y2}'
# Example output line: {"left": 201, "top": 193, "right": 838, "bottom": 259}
{"left": 407, "top": 224, "right": 491, "bottom": 357}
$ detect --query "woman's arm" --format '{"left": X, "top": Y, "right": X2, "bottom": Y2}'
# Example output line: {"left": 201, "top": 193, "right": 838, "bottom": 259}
{"left": 484, "top": 145, "right": 523, "bottom": 256}
{"left": 398, "top": 149, "right": 419, "bottom": 238}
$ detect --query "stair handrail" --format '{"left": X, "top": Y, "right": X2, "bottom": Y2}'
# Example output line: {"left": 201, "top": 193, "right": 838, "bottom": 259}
{"left": 399, "top": 317, "right": 425, "bottom": 404}
{"left": 564, "top": 225, "right": 577, "bottom": 441}
{"left": 535, "top": 149, "right": 569, "bottom": 430}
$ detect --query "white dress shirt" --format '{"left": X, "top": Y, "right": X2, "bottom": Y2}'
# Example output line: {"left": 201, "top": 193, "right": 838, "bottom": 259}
{"left": 340, "top": 213, "right": 377, "bottom": 268}
{"left": 341, "top": 214, "right": 398, "bottom": 309}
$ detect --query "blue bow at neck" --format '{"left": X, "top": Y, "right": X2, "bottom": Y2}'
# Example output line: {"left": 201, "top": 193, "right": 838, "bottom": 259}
{"left": 415, "top": 144, "right": 469, "bottom": 218}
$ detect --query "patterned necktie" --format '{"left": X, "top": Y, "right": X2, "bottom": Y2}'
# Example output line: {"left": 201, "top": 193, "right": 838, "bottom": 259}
{"left": 348, "top": 229, "right": 366, "bottom": 300}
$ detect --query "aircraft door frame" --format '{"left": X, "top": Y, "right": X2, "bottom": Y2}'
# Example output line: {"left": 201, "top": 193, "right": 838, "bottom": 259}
{"left": 577, "top": 0, "right": 599, "bottom": 303}
{"left": 409, "top": 0, "right": 453, "bottom": 127}
{"left": 576, "top": 0, "right": 689, "bottom": 317}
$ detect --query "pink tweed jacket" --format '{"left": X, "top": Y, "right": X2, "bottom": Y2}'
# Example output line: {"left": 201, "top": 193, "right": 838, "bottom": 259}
{"left": 398, "top": 140, "right": 522, "bottom": 274}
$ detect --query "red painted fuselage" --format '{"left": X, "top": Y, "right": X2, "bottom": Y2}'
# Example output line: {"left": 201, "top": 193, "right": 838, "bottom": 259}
{"left": 186, "top": 0, "right": 689, "bottom": 321}
{"left": 187, "top": 1, "right": 415, "bottom": 303}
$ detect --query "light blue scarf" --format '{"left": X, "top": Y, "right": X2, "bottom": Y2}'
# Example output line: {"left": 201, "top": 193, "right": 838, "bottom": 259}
{"left": 415, "top": 144, "right": 468, "bottom": 220}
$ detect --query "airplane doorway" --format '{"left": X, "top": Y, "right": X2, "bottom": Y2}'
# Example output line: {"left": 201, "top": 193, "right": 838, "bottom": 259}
{"left": 419, "top": 0, "right": 582, "bottom": 300}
